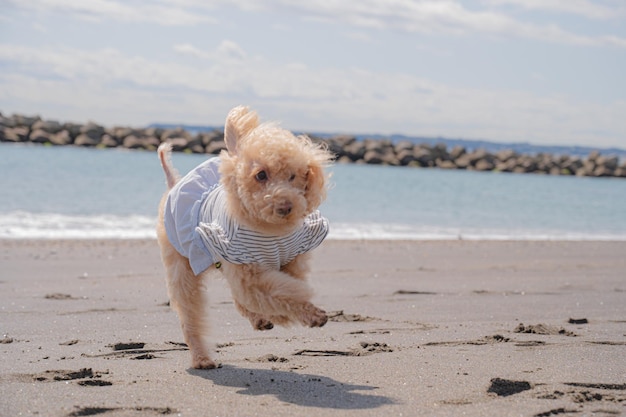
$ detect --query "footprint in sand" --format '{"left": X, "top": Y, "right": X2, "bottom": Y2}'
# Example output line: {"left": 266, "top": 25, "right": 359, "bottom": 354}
{"left": 327, "top": 310, "right": 379, "bottom": 322}
{"left": 293, "top": 342, "right": 394, "bottom": 357}
{"left": 20, "top": 368, "right": 112, "bottom": 387}
{"left": 251, "top": 354, "right": 289, "bottom": 363}
{"left": 424, "top": 334, "right": 512, "bottom": 347}
{"left": 67, "top": 406, "right": 176, "bottom": 416}
{"left": 44, "top": 293, "right": 79, "bottom": 300}
{"left": 514, "top": 323, "right": 577, "bottom": 337}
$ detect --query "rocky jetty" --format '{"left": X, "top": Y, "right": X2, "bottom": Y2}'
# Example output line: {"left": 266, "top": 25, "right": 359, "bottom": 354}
{"left": 1, "top": 113, "right": 624, "bottom": 178}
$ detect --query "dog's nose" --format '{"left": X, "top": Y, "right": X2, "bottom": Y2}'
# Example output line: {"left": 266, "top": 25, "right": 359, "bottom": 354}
{"left": 276, "top": 202, "right": 292, "bottom": 217}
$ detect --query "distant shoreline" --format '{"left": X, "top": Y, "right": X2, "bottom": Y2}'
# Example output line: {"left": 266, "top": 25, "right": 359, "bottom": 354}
{"left": 2, "top": 113, "right": 625, "bottom": 178}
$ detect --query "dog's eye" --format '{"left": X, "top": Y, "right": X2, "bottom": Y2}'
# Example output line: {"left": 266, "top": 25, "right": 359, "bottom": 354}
{"left": 255, "top": 170, "right": 268, "bottom": 182}
{"left": 289, "top": 174, "right": 296, "bottom": 182}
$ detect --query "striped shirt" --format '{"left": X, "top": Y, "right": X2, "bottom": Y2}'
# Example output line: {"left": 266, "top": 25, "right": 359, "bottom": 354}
{"left": 163, "top": 157, "right": 329, "bottom": 275}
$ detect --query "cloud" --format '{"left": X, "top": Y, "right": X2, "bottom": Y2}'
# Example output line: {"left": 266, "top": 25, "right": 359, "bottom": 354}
{"left": 1, "top": 42, "right": 623, "bottom": 147}
{"left": 602, "top": 35, "right": 626, "bottom": 48}
{"left": 173, "top": 41, "right": 247, "bottom": 62}
{"left": 483, "top": 0, "right": 625, "bottom": 19}
{"left": 240, "top": 0, "right": 626, "bottom": 48}
{"left": 5, "top": 0, "right": 215, "bottom": 25}
{"left": 6, "top": 0, "right": 625, "bottom": 47}
{"left": 216, "top": 40, "right": 247, "bottom": 61}
{"left": 173, "top": 44, "right": 210, "bottom": 59}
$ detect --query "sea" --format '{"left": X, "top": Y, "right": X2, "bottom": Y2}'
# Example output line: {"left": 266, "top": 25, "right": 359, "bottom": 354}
{"left": 1, "top": 143, "right": 625, "bottom": 241}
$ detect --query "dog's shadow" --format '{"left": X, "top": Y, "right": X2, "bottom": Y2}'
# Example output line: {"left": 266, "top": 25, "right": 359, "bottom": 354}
{"left": 188, "top": 365, "right": 396, "bottom": 410}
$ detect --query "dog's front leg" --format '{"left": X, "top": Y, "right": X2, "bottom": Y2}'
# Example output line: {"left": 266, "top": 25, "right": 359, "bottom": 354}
{"left": 280, "top": 253, "right": 311, "bottom": 280}
{"left": 223, "top": 263, "right": 327, "bottom": 328}
{"left": 233, "top": 299, "right": 275, "bottom": 330}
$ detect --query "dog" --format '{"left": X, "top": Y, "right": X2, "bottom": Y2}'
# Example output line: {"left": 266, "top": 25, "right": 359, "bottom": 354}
{"left": 156, "top": 106, "right": 333, "bottom": 369}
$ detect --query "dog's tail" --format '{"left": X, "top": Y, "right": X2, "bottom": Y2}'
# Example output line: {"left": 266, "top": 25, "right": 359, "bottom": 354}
{"left": 157, "top": 142, "right": 180, "bottom": 189}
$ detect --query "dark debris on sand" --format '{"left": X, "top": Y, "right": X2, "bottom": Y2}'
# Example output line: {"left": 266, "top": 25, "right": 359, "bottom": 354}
{"left": 487, "top": 378, "right": 532, "bottom": 397}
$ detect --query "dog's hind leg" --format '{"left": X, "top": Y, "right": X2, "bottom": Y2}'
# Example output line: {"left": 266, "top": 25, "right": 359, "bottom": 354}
{"left": 157, "top": 208, "right": 216, "bottom": 369}
{"left": 163, "top": 250, "right": 216, "bottom": 369}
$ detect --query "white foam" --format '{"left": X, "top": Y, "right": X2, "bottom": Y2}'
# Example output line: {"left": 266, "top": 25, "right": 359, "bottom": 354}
{"left": 326, "top": 222, "right": 626, "bottom": 241}
{"left": 1, "top": 213, "right": 625, "bottom": 241}
{"left": 0, "top": 211, "right": 157, "bottom": 239}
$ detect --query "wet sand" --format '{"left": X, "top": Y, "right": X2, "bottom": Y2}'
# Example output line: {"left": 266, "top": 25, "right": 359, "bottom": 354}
{"left": 1, "top": 239, "right": 625, "bottom": 416}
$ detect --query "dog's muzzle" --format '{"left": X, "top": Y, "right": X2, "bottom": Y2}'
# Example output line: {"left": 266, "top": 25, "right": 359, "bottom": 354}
{"left": 275, "top": 201, "right": 293, "bottom": 217}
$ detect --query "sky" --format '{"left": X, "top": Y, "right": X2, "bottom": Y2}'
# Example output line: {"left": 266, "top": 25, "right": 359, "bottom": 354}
{"left": 1, "top": 0, "right": 625, "bottom": 148}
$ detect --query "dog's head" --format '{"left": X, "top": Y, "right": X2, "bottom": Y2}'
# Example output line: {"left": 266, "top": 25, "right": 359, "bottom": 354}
{"left": 219, "top": 106, "right": 332, "bottom": 235}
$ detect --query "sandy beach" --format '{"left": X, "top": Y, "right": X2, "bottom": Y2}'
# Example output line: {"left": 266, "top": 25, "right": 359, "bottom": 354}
{"left": 1, "top": 239, "right": 624, "bottom": 417}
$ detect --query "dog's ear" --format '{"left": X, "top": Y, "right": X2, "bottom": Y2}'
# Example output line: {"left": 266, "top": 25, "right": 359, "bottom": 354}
{"left": 305, "top": 151, "right": 331, "bottom": 211}
{"left": 224, "top": 106, "right": 260, "bottom": 155}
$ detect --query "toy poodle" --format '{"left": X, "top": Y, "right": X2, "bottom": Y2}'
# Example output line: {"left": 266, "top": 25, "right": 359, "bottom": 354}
{"left": 156, "top": 106, "right": 332, "bottom": 369}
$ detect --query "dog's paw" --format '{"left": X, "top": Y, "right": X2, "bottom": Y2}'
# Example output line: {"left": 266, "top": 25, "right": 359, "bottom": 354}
{"left": 267, "top": 315, "right": 291, "bottom": 327}
{"left": 253, "top": 318, "right": 274, "bottom": 331}
{"left": 192, "top": 355, "right": 218, "bottom": 370}
{"left": 302, "top": 305, "right": 328, "bottom": 328}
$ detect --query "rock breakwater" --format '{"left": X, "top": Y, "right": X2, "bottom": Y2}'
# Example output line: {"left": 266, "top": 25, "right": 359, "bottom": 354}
{"left": 1, "top": 113, "right": 624, "bottom": 178}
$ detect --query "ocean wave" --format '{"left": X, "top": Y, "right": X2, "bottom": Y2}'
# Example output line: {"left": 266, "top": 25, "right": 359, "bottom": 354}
{"left": 328, "top": 223, "right": 626, "bottom": 241}
{"left": 0, "top": 212, "right": 158, "bottom": 239}
{"left": 1, "top": 212, "right": 625, "bottom": 241}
